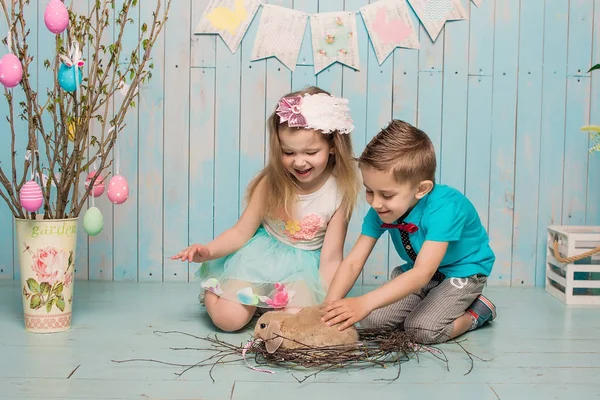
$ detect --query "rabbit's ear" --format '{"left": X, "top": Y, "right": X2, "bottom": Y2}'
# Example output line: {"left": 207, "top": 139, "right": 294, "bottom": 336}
{"left": 264, "top": 321, "right": 284, "bottom": 354}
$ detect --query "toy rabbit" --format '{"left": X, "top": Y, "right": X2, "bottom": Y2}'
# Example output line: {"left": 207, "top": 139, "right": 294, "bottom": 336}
{"left": 253, "top": 305, "right": 359, "bottom": 353}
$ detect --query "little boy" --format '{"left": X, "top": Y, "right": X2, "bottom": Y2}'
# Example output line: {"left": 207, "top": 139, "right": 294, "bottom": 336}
{"left": 322, "top": 120, "right": 496, "bottom": 344}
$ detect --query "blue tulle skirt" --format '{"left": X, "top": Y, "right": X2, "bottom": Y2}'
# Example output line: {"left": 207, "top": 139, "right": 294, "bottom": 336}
{"left": 197, "top": 226, "right": 327, "bottom": 308}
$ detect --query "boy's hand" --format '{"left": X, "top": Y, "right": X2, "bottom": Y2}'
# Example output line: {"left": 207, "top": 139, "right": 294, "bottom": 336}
{"left": 321, "top": 297, "right": 373, "bottom": 331}
{"left": 171, "top": 244, "right": 211, "bottom": 263}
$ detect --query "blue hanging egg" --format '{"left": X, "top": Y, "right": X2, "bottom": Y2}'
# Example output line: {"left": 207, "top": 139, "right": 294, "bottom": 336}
{"left": 58, "top": 63, "right": 83, "bottom": 92}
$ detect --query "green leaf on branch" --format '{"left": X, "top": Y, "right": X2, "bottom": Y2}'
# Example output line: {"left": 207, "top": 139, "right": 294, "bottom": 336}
{"left": 40, "top": 282, "right": 51, "bottom": 297}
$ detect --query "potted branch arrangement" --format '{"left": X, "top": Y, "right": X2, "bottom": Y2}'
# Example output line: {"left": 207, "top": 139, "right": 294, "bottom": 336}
{"left": 0, "top": 0, "right": 170, "bottom": 333}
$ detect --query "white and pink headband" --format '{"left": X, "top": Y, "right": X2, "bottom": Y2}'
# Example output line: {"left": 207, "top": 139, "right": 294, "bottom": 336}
{"left": 275, "top": 93, "right": 354, "bottom": 134}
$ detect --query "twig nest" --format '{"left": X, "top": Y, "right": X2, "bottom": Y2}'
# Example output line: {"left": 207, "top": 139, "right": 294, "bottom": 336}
{"left": 83, "top": 206, "right": 103, "bottom": 236}
{"left": 85, "top": 171, "right": 105, "bottom": 197}
{"left": 107, "top": 175, "right": 129, "bottom": 205}
{"left": 20, "top": 181, "right": 43, "bottom": 212}
{"left": 44, "top": 0, "right": 69, "bottom": 34}
{"left": 0, "top": 53, "right": 23, "bottom": 88}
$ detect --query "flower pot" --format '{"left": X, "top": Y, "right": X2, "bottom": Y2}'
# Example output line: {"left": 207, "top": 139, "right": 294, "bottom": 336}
{"left": 15, "top": 217, "right": 77, "bottom": 333}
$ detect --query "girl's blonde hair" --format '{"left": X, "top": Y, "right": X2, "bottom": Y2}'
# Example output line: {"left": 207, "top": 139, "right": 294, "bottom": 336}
{"left": 246, "top": 86, "right": 359, "bottom": 221}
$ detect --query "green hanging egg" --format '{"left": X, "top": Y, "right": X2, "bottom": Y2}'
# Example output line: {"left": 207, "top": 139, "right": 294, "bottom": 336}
{"left": 83, "top": 206, "right": 104, "bottom": 236}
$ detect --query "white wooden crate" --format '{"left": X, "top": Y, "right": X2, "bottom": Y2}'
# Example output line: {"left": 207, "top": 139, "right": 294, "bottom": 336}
{"left": 546, "top": 226, "right": 600, "bottom": 305}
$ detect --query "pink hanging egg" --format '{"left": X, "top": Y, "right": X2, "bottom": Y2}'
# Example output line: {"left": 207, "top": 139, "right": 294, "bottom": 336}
{"left": 0, "top": 53, "right": 23, "bottom": 88}
{"left": 20, "top": 180, "right": 43, "bottom": 212}
{"left": 106, "top": 175, "right": 129, "bottom": 205}
{"left": 85, "top": 171, "right": 105, "bottom": 197}
{"left": 44, "top": 0, "right": 69, "bottom": 34}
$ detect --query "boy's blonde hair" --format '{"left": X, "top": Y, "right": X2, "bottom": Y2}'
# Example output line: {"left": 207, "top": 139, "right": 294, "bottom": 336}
{"left": 246, "top": 86, "right": 359, "bottom": 221}
{"left": 359, "top": 120, "right": 436, "bottom": 185}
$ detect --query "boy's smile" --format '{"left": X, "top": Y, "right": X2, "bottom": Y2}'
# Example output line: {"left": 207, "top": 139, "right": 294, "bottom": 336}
{"left": 360, "top": 165, "right": 432, "bottom": 224}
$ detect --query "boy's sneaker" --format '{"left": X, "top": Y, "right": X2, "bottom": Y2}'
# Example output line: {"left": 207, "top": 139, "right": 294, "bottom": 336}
{"left": 466, "top": 294, "right": 496, "bottom": 331}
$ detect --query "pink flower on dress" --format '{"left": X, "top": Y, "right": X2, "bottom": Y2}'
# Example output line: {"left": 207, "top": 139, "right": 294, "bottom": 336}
{"left": 31, "top": 247, "right": 68, "bottom": 285}
{"left": 262, "top": 283, "right": 295, "bottom": 308}
{"left": 294, "top": 213, "right": 325, "bottom": 240}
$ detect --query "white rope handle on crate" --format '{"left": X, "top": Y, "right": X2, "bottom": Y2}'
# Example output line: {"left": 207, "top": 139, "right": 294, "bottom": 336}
{"left": 552, "top": 234, "right": 600, "bottom": 264}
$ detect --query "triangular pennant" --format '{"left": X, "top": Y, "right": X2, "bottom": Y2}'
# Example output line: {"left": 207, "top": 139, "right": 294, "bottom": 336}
{"left": 360, "top": 0, "right": 419, "bottom": 65}
{"left": 194, "top": 0, "right": 261, "bottom": 53}
{"left": 408, "top": 0, "right": 468, "bottom": 41}
{"left": 472, "top": 0, "right": 483, "bottom": 6}
{"left": 251, "top": 4, "right": 307, "bottom": 71}
{"left": 310, "top": 12, "right": 360, "bottom": 74}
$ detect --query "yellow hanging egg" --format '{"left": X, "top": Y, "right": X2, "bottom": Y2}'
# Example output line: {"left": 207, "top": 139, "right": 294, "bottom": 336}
{"left": 67, "top": 120, "right": 76, "bottom": 142}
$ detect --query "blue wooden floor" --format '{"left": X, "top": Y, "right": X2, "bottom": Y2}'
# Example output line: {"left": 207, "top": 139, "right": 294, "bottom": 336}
{"left": 1, "top": 281, "right": 599, "bottom": 399}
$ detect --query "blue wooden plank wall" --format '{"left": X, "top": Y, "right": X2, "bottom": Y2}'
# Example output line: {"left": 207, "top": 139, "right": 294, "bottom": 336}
{"left": 0, "top": 0, "right": 599, "bottom": 287}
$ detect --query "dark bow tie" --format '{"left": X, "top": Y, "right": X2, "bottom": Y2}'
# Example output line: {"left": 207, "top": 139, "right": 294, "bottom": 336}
{"left": 381, "top": 222, "right": 418, "bottom": 233}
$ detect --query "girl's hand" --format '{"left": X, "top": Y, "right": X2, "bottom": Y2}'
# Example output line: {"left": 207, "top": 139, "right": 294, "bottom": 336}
{"left": 320, "top": 297, "right": 373, "bottom": 331}
{"left": 171, "top": 244, "right": 211, "bottom": 263}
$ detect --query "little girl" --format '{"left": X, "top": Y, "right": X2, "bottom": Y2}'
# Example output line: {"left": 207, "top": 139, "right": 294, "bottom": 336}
{"left": 172, "top": 86, "right": 359, "bottom": 332}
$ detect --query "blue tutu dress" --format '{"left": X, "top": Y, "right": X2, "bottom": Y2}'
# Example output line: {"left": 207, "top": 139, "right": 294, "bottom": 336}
{"left": 198, "top": 175, "right": 342, "bottom": 309}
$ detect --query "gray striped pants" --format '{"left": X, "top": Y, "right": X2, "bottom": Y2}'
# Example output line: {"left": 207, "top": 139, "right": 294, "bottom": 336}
{"left": 360, "top": 267, "right": 487, "bottom": 344}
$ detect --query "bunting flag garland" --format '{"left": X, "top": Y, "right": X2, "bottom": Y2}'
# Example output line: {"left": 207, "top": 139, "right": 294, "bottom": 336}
{"left": 310, "top": 12, "right": 360, "bottom": 74}
{"left": 251, "top": 4, "right": 307, "bottom": 71}
{"left": 194, "top": 0, "right": 261, "bottom": 53}
{"left": 407, "top": 0, "right": 468, "bottom": 41}
{"left": 194, "top": 0, "right": 473, "bottom": 75}
{"left": 360, "top": 0, "right": 419, "bottom": 65}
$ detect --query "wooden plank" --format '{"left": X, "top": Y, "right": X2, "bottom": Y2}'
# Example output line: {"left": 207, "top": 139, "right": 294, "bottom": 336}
{"left": 238, "top": 6, "right": 266, "bottom": 215}
{"left": 535, "top": 0, "right": 568, "bottom": 287}
{"left": 0, "top": 1, "right": 13, "bottom": 279}
{"left": 465, "top": 0, "right": 494, "bottom": 232}
{"left": 389, "top": 3, "right": 420, "bottom": 273}
{"left": 341, "top": 0, "right": 369, "bottom": 285}
{"left": 112, "top": 0, "right": 140, "bottom": 282}
{"left": 263, "top": 0, "right": 292, "bottom": 165}
{"left": 72, "top": 0, "right": 90, "bottom": 280}
{"left": 191, "top": 0, "right": 216, "bottom": 68}
{"left": 363, "top": 0, "right": 393, "bottom": 285}
{"left": 440, "top": 0, "right": 469, "bottom": 192}
{"left": 511, "top": 0, "right": 544, "bottom": 287}
{"left": 137, "top": 0, "right": 166, "bottom": 282}
{"left": 589, "top": 0, "right": 600, "bottom": 227}
{"left": 314, "top": 0, "right": 344, "bottom": 97}
{"left": 487, "top": 0, "right": 519, "bottom": 286}
{"left": 162, "top": 0, "right": 191, "bottom": 281}
{"left": 189, "top": 69, "right": 215, "bottom": 282}
{"left": 11, "top": 2, "right": 38, "bottom": 282}
{"left": 88, "top": 3, "right": 115, "bottom": 281}
{"left": 291, "top": 0, "right": 317, "bottom": 90}
{"left": 563, "top": 0, "right": 593, "bottom": 227}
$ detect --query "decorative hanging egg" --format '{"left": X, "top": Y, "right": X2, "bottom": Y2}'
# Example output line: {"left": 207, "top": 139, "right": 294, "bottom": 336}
{"left": 83, "top": 206, "right": 103, "bottom": 236}
{"left": 20, "top": 180, "right": 43, "bottom": 212}
{"left": 84, "top": 171, "right": 105, "bottom": 197}
{"left": 106, "top": 175, "right": 129, "bottom": 205}
{"left": 67, "top": 119, "right": 76, "bottom": 141}
{"left": 0, "top": 53, "right": 23, "bottom": 88}
{"left": 58, "top": 63, "right": 83, "bottom": 92}
{"left": 44, "top": 0, "right": 69, "bottom": 34}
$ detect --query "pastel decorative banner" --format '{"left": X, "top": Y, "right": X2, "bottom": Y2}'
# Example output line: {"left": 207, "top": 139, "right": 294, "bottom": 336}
{"left": 360, "top": 0, "right": 419, "bottom": 65}
{"left": 251, "top": 4, "right": 308, "bottom": 71}
{"left": 472, "top": 0, "right": 482, "bottom": 6}
{"left": 408, "top": 0, "right": 468, "bottom": 41}
{"left": 194, "top": 0, "right": 261, "bottom": 53}
{"left": 310, "top": 12, "right": 360, "bottom": 74}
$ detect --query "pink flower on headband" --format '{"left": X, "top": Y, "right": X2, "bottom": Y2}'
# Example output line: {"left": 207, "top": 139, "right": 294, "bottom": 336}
{"left": 276, "top": 95, "right": 307, "bottom": 128}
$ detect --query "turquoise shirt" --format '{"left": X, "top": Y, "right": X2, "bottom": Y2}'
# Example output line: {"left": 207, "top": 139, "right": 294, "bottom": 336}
{"left": 361, "top": 184, "right": 495, "bottom": 278}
